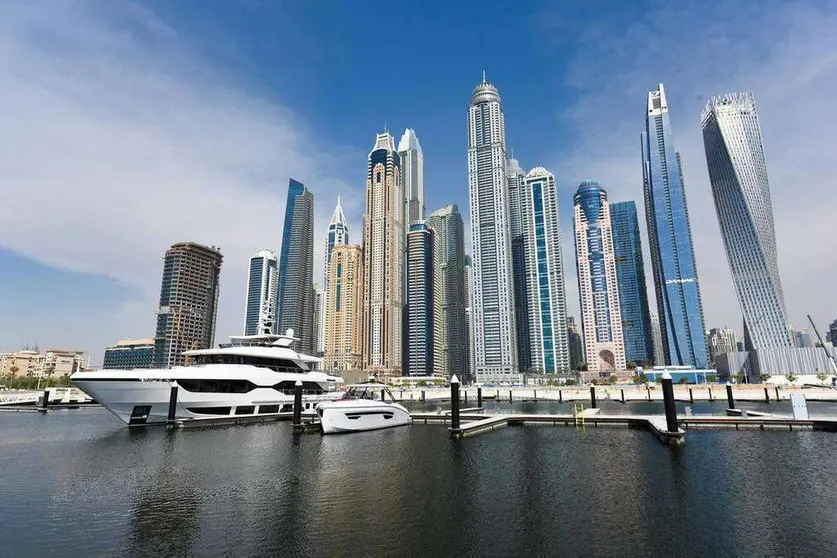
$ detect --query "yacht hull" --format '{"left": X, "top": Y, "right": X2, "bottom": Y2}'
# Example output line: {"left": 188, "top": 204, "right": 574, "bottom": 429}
{"left": 317, "top": 401, "right": 412, "bottom": 434}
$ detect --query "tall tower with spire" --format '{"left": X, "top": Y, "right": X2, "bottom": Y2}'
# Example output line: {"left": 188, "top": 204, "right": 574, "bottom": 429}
{"left": 467, "top": 73, "right": 519, "bottom": 384}
{"left": 323, "top": 196, "right": 349, "bottom": 288}
{"left": 363, "top": 131, "right": 403, "bottom": 376}
{"left": 399, "top": 128, "right": 424, "bottom": 232}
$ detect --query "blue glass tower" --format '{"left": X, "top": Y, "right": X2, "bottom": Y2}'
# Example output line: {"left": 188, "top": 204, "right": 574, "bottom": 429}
{"left": 609, "top": 201, "right": 653, "bottom": 365}
{"left": 642, "top": 84, "right": 708, "bottom": 368}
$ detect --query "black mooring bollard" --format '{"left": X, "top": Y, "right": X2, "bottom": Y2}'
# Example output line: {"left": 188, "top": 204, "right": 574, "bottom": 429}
{"left": 381, "top": 388, "right": 386, "bottom": 402}
{"left": 775, "top": 386, "right": 780, "bottom": 401}
{"left": 689, "top": 388, "right": 694, "bottom": 404}
{"left": 726, "top": 384, "right": 735, "bottom": 410}
{"left": 661, "top": 373, "right": 678, "bottom": 432}
{"left": 422, "top": 390, "right": 426, "bottom": 402}
{"left": 42, "top": 388, "right": 50, "bottom": 409}
{"left": 621, "top": 389, "right": 625, "bottom": 403}
{"left": 464, "top": 389, "right": 468, "bottom": 404}
{"left": 477, "top": 387, "right": 483, "bottom": 408}
{"left": 559, "top": 389, "right": 563, "bottom": 403}
{"left": 534, "top": 388, "right": 537, "bottom": 401}
{"left": 167, "top": 385, "right": 178, "bottom": 423}
{"left": 509, "top": 390, "right": 513, "bottom": 403}
{"left": 293, "top": 380, "right": 303, "bottom": 426}
{"left": 590, "top": 385, "right": 597, "bottom": 408}
{"left": 764, "top": 387, "right": 770, "bottom": 402}
{"left": 709, "top": 387, "right": 713, "bottom": 401}
{"left": 450, "top": 375, "right": 461, "bottom": 431}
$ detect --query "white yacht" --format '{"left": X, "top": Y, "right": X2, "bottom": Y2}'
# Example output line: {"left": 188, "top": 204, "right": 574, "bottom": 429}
{"left": 317, "top": 383, "right": 411, "bottom": 434}
{"left": 71, "top": 330, "right": 343, "bottom": 426}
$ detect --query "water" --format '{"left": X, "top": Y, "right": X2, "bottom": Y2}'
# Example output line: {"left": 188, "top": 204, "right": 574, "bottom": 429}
{"left": 3, "top": 406, "right": 837, "bottom": 556}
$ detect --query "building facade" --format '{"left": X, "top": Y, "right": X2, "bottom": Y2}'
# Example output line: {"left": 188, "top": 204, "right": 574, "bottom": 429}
{"left": 243, "top": 249, "right": 279, "bottom": 336}
{"left": 1, "top": 349, "right": 85, "bottom": 377}
{"left": 506, "top": 157, "right": 531, "bottom": 372}
{"left": 567, "top": 317, "right": 584, "bottom": 371}
{"left": 278, "top": 178, "right": 315, "bottom": 354}
{"left": 323, "top": 196, "right": 349, "bottom": 288}
{"left": 428, "top": 205, "right": 469, "bottom": 380}
{"left": 650, "top": 311, "right": 665, "bottom": 366}
{"left": 399, "top": 128, "right": 425, "bottom": 230}
{"left": 518, "top": 167, "right": 570, "bottom": 374}
{"left": 404, "top": 222, "right": 442, "bottom": 376}
{"left": 642, "top": 84, "right": 709, "bottom": 368}
{"left": 464, "top": 254, "right": 475, "bottom": 381}
{"left": 701, "top": 92, "right": 792, "bottom": 351}
{"left": 573, "top": 180, "right": 626, "bottom": 374}
{"left": 324, "top": 244, "right": 364, "bottom": 372}
{"left": 314, "top": 285, "right": 326, "bottom": 357}
{"left": 707, "top": 327, "right": 737, "bottom": 366}
{"left": 103, "top": 339, "right": 154, "bottom": 370}
{"left": 467, "top": 74, "right": 519, "bottom": 384}
{"left": 153, "top": 242, "right": 223, "bottom": 368}
{"left": 363, "top": 132, "right": 403, "bottom": 376}
{"left": 609, "top": 201, "right": 654, "bottom": 365}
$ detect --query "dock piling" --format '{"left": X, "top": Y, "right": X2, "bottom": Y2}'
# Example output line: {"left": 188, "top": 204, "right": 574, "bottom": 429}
{"left": 421, "top": 390, "right": 425, "bottom": 402}
{"left": 775, "top": 386, "right": 780, "bottom": 401}
{"left": 726, "top": 384, "right": 735, "bottom": 410}
{"left": 764, "top": 387, "right": 770, "bottom": 403}
{"left": 42, "top": 388, "right": 50, "bottom": 410}
{"left": 292, "top": 380, "right": 303, "bottom": 428}
{"left": 509, "top": 390, "right": 513, "bottom": 403}
{"left": 450, "top": 375, "right": 461, "bottom": 434}
{"left": 661, "top": 372, "right": 678, "bottom": 432}
{"left": 559, "top": 389, "right": 563, "bottom": 403}
{"left": 709, "top": 387, "right": 713, "bottom": 401}
{"left": 477, "top": 387, "right": 483, "bottom": 408}
{"left": 534, "top": 389, "right": 537, "bottom": 401}
{"left": 167, "top": 384, "right": 178, "bottom": 424}
{"left": 621, "top": 389, "right": 625, "bottom": 403}
{"left": 689, "top": 388, "right": 694, "bottom": 404}
{"left": 590, "top": 386, "right": 597, "bottom": 408}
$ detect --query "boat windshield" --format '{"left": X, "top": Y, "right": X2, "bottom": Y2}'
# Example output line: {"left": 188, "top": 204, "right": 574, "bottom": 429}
{"left": 344, "top": 386, "right": 387, "bottom": 400}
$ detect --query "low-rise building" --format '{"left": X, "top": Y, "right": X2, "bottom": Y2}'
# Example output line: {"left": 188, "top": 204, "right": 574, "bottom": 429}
{"left": 103, "top": 339, "right": 154, "bottom": 370}
{"left": 1, "top": 349, "right": 85, "bottom": 377}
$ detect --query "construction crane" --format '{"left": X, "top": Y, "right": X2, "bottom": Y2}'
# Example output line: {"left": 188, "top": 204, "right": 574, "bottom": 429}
{"left": 807, "top": 314, "right": 837, "bottom": 375}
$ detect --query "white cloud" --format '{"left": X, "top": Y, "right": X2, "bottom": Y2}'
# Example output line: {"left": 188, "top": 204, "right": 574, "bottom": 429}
{"left": 550, "top": 0, "right": 837, "bottom": 337}
{"left": 0, "top": 1, "right": 362, "bottom": 357}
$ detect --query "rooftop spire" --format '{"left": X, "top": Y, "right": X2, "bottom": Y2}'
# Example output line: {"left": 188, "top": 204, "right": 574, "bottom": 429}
{"left": 482, "top": 69, "right": 487, "bottom": 83}
{"left": 330, "top": 195, "right": 347, "bottom": 226}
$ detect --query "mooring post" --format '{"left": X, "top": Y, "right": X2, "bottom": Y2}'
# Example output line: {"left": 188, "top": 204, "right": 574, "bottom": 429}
{"left": 689, "top": 388, "right": 694, "bottom": 404}
{"left": 559, "top": 389, "right": 563, "bottom": 403}
{"left": 775, "top": 386, "right": 780, "bottom": 401}
{"left": 621, "top": 389, "right": 625, "bottom": 403}
{"left": 534, "top": 388, "right": 537, "bottom": 401}
{"left": 661, "top": 372, "right": 678, "bottom": 432}
{"left": 590, "top": 385, "right": 597, "bottom": 408}
{"left": 509, "top": 390, "right": 513, "bottom": 403}
{"left": 764, "top": 387, "right": 770, "bottom": 403}
{"left": 726, "top": 383, "right": 735, "bottom": 410}
{"left": 709, "top": 387, "right": 713, "bottom": 401}
{"left": 646, "top": 385, "right": 651, "bottom": 401}
{"left": 477, "top": 386, "right": 483, "bottom": 408}
{"left": 450, "top": 375, "right": 461, "bottom": 432}
{"left": 464, "top": 389, "right": 468, "bottom": 404}
{"left": 381, "top": 388, "right": 386, "bottom": 402}
{"left": 42, "top": 388, "right": 50, "bottom": 410}
{"left": 167, "top": 384, "right": 178, "bottom": 424}
{"left": 293, "top": 380, "right": 303, "bottom": 428}
{"left": 421, "top": 390, "right": 425, "bottom": 402}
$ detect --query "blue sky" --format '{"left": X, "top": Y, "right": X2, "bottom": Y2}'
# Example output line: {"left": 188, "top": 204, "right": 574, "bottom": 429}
{"left": 1, "top": 0, "right": 836, "bottom": 363}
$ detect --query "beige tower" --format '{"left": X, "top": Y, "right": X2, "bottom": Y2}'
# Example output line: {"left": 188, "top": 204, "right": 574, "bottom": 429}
{"left": 363, "top": 132, "right": 403, "bottom": 377}
{"left": 324, "top": 244, "right": 364, "bottom": 371}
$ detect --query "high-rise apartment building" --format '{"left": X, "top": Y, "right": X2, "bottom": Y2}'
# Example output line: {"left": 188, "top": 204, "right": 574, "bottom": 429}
{"left": 153, "top": 242, "right": 223, "bottom": 368}
{"left": 363, "top": 132, "right": 403, "bottom": 376}
{"left": 701, "top": 92, "right": 792, "bottom": 351}
{"left": 278, "top": 178, "right": 315, "bottom": 354}
{"left": 650, "top": 311, "right": 665, "bottom": 366}
{"left": 103, "top": 339, "right": 154, "bottom": 370}
{"left": 324, "top": 244, "right": 364, "bottom": 371}
{"left": 507, "top": 157, "right": 531, "bottom": 371}
{"left": 464, "top": 254, "right": 475, "bottom": 380}
{"left": 404, "top": 222, "right": 442, "bottom": 376}
{"left": 243, "top": 249, "right": 278, "bottom": 336}
{"left": 707, "top": 327, "right": 737, "bottom": 365}
{"left": 314, "top": 285, "right": 325, "bottom": 356}
{"left": 518, "top": 167, "right": 570, "bottom": 374}
{"left": 573, "top": 180, "right": 626, "bottom": 373}
{"left": 428, "top": 205, "right": 469, "bottom": 380}
{"left": 642, "top": 84, "right": 709, "bottom": 368}
{"left": 567, "top": 317, "right": 584, "bottom": 371}
{"left": 323, "top": 196, "right": 349, "bottom": 288}
{"left": 467, "top": 74, "right": 519, "bottom": 383}
{"left": 609, "top": 201, "right": 654, "bottom": 365}
{"left": 399, "top": 128, "right": 425, "bottom": 229}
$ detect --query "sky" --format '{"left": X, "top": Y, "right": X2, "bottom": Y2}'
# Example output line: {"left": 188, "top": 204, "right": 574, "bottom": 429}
{"left": 1, "top": 0, "right": 836, "bottom": 364}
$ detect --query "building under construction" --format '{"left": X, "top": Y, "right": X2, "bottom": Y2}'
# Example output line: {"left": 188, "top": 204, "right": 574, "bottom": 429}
{"left": 153, "top": 242, "right": 223, "bottom": 368}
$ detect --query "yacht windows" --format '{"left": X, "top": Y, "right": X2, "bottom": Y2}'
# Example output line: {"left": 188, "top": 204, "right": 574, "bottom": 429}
{"left": 178, "top": 379, "right": 257, "bottom": 393}
{"left": 190, "top": 354, "right": 305, "bottom": 373}
{"left": 258, "top": 405, "right": 280, "bottom": 414}
{"left": 188, "top": 406, "right": 232, "bottom": 415}
{"left": 272, "top": 381, "right": 325, "bottom": 395}
{"left": 234, "top": 405, "right": 255, "bottom": 415}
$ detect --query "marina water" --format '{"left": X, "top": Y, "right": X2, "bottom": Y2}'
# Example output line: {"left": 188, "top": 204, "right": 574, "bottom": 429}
{"left": 2, "top": 404, "right": 837, "bottom": 556}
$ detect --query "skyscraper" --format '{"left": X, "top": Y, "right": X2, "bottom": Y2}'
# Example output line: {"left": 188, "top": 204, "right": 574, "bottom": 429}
{"left": 642, "top": 84, "right": 709, "bottom": 368}
{"left": 314, "top": 284, "right": 326, "bottom": 356}
{"left": 507, "top": 157, "right": 531, "bottom": 371}
{"left": 324, "top": 244, "right": 364, "bottom": 371}
{"left": 707, "top": 326, "right": 737, "bottom": 365}
{"left": 363, "top": 132, "right": 403, "bottom": 376}
{"left": 519, "top": 167, "right": 570, "bottom": 374}
{"left": 399, "top": 128, "right": 424, "bottom": 229}
{"left": 701, "top": 92, "right": 792, "bottom": 350}
{"left": 573, "top": 180, "right": 626, "bottom": 374}
{"left": 650, "top": 311, "right": 665, "bottom": 366}
{"left": 404, "top": 222, "right": 441, "bottom": 376}
{"left": 278, "top": 178, "right": 315, "bottom": 354}
{"left": 464, "top": 254, "right": 475, "bottom": 379}
{"left": 428, "top": 204, "right": 469, "bottom": 380}
{"left": 244, "top": 249, "right": 279, "bottom": 336}
{"left": 567, "top": 317, "right": 584, "bottom": 371}
{"left": 467, "top": 73, "right": 519, "bottom": 384}
{"left": 609, "top": 201, "right": 654, "bottom": 365}
{"left": 153, "top": 242, "right": 223, "bottom": 368}
{"left": 323, "top": 196, "right": 349, "bottom": 288}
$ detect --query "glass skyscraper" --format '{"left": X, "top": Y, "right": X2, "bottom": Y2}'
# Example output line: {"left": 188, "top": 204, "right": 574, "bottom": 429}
{"left": 277, "top": 178, "right": 315, "bottom": 354}
{"left": 506, "top": 157, "right": 531, "bottom": 371}
{"left": 244, "top": 249, "right": 278, "bottom": 336}
{"left": 467, "top": 74, "right": 519, "bottom": 384}
{"left": 399, "top": 128, "right": 425, "bottom": 230}
{"left": 609, "top": 201, "right": 653, "bottom": 365}
{"left": 642, "top": 83, "right": 709, "bottom": 368}
{"left": 701, "top": 92, "right": 792, "bottom": 350}
{"left": 323, "top": 196, "right": 349, "bottom": 288}
{"left": 404, "top": 222, "right": 441, "bottom": 376}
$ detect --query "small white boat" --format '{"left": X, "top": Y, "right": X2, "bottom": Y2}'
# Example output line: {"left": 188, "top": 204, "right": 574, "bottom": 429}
{"left": 317, "top": 383, "right": 411, "bottom": 434}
